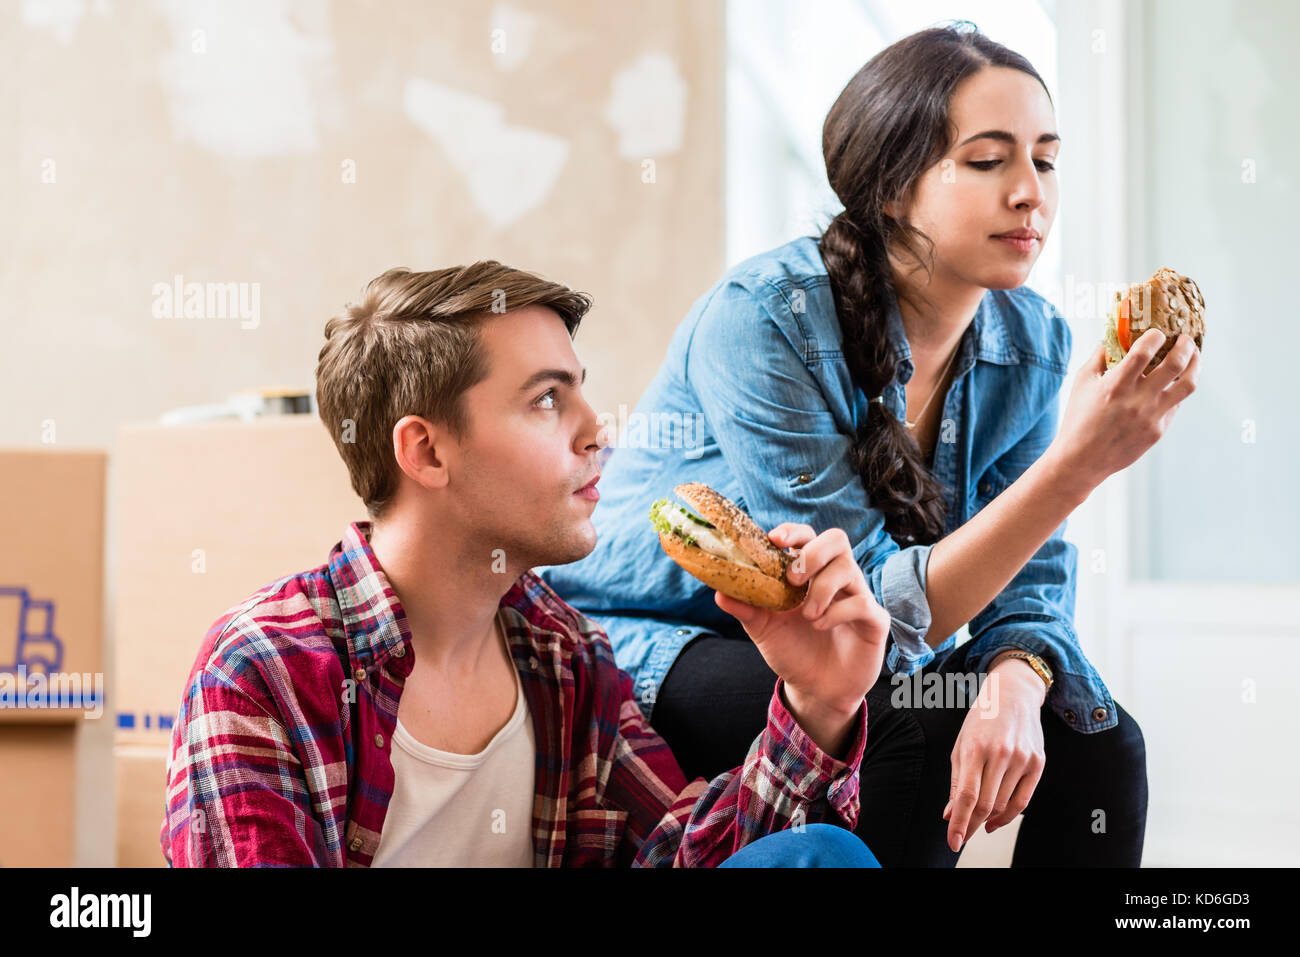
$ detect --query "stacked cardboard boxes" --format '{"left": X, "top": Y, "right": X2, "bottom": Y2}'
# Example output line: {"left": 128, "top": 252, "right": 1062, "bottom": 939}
{"left": 113, "top": 417, "right": 361, "bottom": 866}
{"left": 0, "top": 449, "right": 107, "bottom": 867}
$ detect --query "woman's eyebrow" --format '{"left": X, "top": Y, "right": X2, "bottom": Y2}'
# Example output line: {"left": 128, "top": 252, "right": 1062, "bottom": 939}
{"left": 958, "top": 129, "right": 1061, "bottom": 147}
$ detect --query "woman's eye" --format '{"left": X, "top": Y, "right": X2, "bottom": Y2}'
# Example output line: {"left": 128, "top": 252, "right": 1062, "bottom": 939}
{"left": 535, "top": 389, "right": 557, "bottom": 410}
{"left": 967, "top": 158, "right": 1056, "bottom": 172}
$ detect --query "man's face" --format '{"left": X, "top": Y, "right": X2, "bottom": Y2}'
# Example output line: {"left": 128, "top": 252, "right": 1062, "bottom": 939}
{"left": 445, "top": 305, "right": 605, "bottom": 572}
{"left": 896, "top": 66, "right": 1060, "bottom": 291}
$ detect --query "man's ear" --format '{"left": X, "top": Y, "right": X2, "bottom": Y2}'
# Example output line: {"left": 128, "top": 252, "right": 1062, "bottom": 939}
{"left": 392, "top": 415, "right": 450, "bottom": 491}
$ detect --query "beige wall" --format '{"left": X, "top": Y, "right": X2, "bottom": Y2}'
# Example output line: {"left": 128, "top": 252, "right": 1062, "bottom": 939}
{"left": 2, "top": 0, "right": 724, "bottom": 865}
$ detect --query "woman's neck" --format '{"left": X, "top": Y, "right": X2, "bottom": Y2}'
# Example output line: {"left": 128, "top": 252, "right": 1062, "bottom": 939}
{"left": 889, "top": 261, "right": 985, "bottom": 371}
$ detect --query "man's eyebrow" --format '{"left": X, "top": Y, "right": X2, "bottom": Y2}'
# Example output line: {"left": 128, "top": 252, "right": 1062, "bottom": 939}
{"left": 958, "top": 130, "right": 1061, "bottom": 147}
{"left": 518, "top": 366, "right": 587, "bottom": 393}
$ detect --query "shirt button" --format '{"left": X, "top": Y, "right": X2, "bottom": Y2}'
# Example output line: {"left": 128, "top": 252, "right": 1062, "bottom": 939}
{"left": 1092, "top": 707, "right": 1108, "bottom": 722}
{"left": 393, "top": 645, "right": 405, "bottom": 658}
{"left": 1064, "top": 709, "right": 1077, "bottom": 724}
{"left": 353, "top": 666, "right": 367, "bottom": 682}
{"left": 529, "top": 657, "right": 539, "bottom": 670}
{"left": 374, "top": 733, "right": 384, "bottom": 748}
{"left": 797, "top": 472, "right": 812, "bottom": 484}
{"left": 675, "top": 628, "right": 690, "bottom": 636}
{"left": 349, "top": 837, "right": 363, "bottom": 852}
{"left": 979, "top": 481, "right": 991, "bottom": 495}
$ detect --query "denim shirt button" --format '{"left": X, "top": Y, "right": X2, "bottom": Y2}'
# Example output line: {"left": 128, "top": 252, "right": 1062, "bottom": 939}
{"left": 1092, "top": 707, "right": 1108, "bottom": 722}
{"left": 797, "top": 472, "right": 812, "bottom": 484}
{"left": 675, "top": 628, "right": 690, "bottom": 636}
{"left": 1064, "top": 709, "right": 1078, "bottom": 724}
{"left": 978, "top": 481, "right": 991, "bottom": 495}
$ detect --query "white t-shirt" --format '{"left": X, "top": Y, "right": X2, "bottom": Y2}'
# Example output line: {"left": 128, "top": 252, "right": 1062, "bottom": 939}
{"left": 372, "top": 619, "right": 536, "bottom": 867}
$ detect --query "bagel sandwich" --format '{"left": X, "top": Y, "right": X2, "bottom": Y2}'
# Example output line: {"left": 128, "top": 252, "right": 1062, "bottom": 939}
{"left": 1103, "top": 267, "right": 1206, "bottom": 375}
{"left": 648, "top": 482, "right": 807, "bottom": 612}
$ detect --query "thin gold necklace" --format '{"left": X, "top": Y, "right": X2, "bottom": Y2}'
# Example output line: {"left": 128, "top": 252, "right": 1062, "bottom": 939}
{"left": 904, "top": 342, "right": 960, "bottom": 430}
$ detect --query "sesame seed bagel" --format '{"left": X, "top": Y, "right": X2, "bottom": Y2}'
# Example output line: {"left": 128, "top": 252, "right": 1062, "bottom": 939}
{"left": 673, "top": 482, "right": 795, "bottom": 580}
{"left": 657, "top": 532, "right": 807, "bottom": 612}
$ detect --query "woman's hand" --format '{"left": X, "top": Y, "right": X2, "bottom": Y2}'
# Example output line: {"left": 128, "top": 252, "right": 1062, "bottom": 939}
{"left": 1051, "top": 329, "right": 1200, "bottom": 490}
{"left": 942, "top": 661, "right": 1047, "bottom": 851}
{"left": 713, "top": 523, "right": 891, "bottom": 753}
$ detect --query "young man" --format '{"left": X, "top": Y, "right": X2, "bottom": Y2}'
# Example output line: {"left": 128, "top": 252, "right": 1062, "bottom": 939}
{"left": 160, "top": 261, "right": 890, "bottom": 867}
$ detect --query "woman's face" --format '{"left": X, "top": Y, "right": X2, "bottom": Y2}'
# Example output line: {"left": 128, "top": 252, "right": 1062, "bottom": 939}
{"left": 891, "top": 65, "right": 1059, "bottom": 292}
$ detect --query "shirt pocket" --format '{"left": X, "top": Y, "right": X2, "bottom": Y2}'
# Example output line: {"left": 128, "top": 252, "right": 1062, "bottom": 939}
{"left": 970, "top": 460, "right": 1013, "bottom": 513}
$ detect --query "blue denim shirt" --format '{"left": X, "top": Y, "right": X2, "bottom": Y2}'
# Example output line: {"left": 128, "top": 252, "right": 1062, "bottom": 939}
{"left": 540, "top": 235, "right": 1118, "bottom": 734}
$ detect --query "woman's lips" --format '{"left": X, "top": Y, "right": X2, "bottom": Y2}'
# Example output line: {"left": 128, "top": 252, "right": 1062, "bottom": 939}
{"left": 992, "top": 234, "right": 1037, "bottom": 255}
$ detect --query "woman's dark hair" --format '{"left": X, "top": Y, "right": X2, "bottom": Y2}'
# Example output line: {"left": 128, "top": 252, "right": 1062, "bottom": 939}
{"left": 818, "top": 20, "right": 1051, "bottom": 545}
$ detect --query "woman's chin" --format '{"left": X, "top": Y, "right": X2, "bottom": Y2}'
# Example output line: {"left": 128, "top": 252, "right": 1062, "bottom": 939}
{"left": 978, "top": 264, "right": 1036, "bottom": 291}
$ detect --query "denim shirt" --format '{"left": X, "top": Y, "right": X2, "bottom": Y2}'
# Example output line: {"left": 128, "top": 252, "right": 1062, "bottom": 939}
{"left": 540, "top": 235, "right": 1118, "bottom": 734}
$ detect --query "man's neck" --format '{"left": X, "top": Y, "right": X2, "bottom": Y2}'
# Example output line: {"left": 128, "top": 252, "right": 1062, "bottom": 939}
{"left": 367, "top": 514, "right": 514, "bottom": 676}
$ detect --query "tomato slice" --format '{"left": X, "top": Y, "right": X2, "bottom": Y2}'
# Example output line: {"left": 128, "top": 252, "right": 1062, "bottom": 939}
{"left": 1116, "top": 293, "right": 1132, "bottom": 352}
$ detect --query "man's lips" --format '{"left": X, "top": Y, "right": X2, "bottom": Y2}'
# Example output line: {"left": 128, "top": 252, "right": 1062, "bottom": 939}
{"left": 574, "top": 474, "right": 601, "bottom": 501}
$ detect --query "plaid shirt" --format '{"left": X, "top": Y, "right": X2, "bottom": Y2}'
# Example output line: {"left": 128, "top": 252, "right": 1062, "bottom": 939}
{"left": 161, "top": 521, "right": 867, "bottom": 867}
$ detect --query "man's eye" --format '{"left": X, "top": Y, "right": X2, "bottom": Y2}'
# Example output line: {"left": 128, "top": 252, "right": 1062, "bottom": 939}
{"left": 535, "top": 389, "right": 557, "bottom": 410}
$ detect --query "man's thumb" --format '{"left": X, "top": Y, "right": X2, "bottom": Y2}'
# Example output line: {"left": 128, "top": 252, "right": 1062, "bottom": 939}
{"left": 715, "top": 590, "right": 758, "bottom": 626}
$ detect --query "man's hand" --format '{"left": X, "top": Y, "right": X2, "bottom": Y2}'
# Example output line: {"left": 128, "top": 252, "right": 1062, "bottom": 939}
{"left": 713, "top": 523, "right": 891, "bottom": 758}
{"left": 942, "top": 657, "right": 1047, "bottom": 851}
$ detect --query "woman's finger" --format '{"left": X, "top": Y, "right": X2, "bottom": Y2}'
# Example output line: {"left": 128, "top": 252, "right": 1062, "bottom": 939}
{"left": 1110, "top": 328, "right": 1166, "bottom": 390}
{"left": 985, "top": 761, "right": 1043, "bottom": 831}
{"left": 945, "top": 759, "right": 984, "bottom": 852}
{"left": 1142, "top": 332, "right": 1196, "bottom": 391}
{"left": 983, "top": 752, "right": 1029, "bottom": 831}
{"left": 962, "top": 755, "right": 1008, "bottom": 841}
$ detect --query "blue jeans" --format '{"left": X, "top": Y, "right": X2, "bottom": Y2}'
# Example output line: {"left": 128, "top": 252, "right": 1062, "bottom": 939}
{"left": 719, "top": 823, "right": 880, "bottom": 868}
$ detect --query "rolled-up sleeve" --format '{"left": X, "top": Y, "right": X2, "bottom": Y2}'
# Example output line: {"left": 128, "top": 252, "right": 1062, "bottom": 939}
{"left": 874, "top": 544, "right": 948, "bottom": 671}
{"left": 684, "top": 278, "right": 938, "bottom": 670}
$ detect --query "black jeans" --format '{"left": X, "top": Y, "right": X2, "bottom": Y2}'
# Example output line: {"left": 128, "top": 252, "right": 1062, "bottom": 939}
{"left": 650, "top": 632, "right": 1149, "bottom": 867}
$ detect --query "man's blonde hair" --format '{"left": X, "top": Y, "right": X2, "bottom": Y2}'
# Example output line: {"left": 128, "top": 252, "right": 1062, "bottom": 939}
{"left": 315, "top": 262, "right": 592, "bottom": 519}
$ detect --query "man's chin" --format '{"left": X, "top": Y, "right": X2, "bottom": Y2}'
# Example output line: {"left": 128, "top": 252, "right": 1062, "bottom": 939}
{"left": 535, "top": 523, "right": 598, "bottom": 568}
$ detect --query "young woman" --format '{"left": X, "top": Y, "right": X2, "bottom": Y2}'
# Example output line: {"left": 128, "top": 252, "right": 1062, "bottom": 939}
{"left": 540, "top": 22, "right": 1198, "bottom": 866}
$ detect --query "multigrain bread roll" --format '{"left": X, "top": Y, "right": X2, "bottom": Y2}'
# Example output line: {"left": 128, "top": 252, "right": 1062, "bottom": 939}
{"left": 1103, "top": 267, "right": 1206, "bottom": 375}
{"left": 649, "top": 482, "right": 807, "bottom": 611}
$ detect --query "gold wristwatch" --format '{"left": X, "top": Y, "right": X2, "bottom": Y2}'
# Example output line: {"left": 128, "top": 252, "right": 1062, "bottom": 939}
{"left": 994, "top": 651, "right": 1053, "bottom": 691}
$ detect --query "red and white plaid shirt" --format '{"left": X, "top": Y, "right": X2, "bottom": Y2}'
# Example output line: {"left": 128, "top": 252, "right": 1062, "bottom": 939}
{"left": 161, "top": 521, "right": 867, "bottom": 867}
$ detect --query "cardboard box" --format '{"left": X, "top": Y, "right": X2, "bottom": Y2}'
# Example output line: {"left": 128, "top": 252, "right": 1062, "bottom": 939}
{"left": 0, "top": 724, "right": 78, "bottom": 866}
{"left": 113, "top": 415, "right": 362, "bottom": 743}
{"left": 113, "top": 416, "right": 361, "bottom": 863}
{"left": 115, "top": 745, "right": 169, "bottom": 868}
{"left": 0, "top": 449, "right": 106, "bottom": 723}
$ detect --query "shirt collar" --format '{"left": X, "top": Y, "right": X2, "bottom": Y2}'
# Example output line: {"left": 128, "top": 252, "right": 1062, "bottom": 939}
{"left": 327, "top": 521, "right": 415, "bottom": 676}
{"left": 881, "top": 283, "right": 1021, "bottom": 379}
{"left": 326, "top": 520, "right": 573, "bottom": 678}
